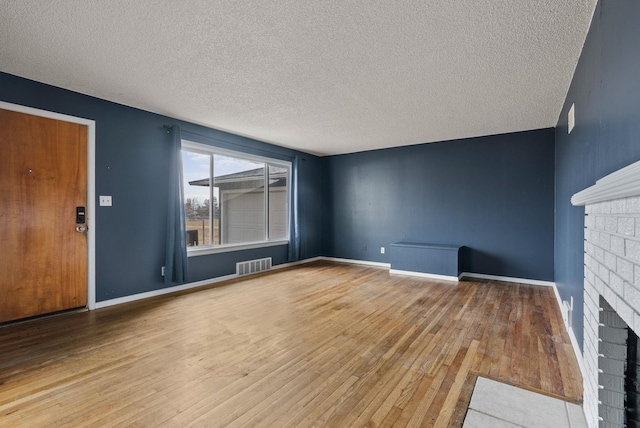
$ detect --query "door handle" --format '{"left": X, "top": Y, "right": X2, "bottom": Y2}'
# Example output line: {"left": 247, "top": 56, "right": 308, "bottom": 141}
{"left": 75, "top": 225, "right": 86, "bottom": 233}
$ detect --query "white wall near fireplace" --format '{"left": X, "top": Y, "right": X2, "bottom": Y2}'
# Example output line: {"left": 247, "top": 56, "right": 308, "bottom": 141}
{"left": 572, "top": 159, "right": 640, "bottom": 427}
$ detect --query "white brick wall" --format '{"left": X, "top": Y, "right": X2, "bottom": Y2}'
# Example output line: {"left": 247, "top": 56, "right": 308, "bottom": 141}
{"left": 583, "top": 195, "right": 640, "bottom": 427}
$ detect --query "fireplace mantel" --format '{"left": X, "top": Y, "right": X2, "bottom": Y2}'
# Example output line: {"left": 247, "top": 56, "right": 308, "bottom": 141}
{"left": 572, "top": 159, "right": 640, "bottom": 206}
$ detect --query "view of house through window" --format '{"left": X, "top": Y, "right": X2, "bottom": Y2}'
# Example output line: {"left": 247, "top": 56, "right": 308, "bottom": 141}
{"left": 181, "top": 141, "right": 290, "bottom": 251}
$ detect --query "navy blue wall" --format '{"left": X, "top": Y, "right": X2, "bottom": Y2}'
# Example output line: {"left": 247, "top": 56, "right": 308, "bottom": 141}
{"left": 555, "top": 0, "right": 640, "bottom": 351}
{"left": 0, "top": 72, "right": 325, "bottom": 301}
{"left": 13, "top": 0, "right": 640, "bottom": 331}
{"left": 325, "top": 129, "right": 556, "bottom": 281}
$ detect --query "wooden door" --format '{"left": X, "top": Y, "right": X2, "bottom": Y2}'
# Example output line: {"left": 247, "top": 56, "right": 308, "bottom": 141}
{"left": 0, "top": 108, "right": 88, "bottom": 323}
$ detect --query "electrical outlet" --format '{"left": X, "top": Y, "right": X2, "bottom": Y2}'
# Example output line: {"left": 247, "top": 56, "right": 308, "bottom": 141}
{"left": 99, "top": 195, "right": 112, "bottom": 206}
{"left": 380, "top": 247, "right": 385, "bottom": 254}
{"left": 161, "top": 266, "right": 165, "bottom": 277}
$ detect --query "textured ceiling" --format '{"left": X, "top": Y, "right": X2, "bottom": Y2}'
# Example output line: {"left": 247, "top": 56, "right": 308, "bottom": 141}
{"left": 0, "top": 1, "right": 596, "bottom": 156}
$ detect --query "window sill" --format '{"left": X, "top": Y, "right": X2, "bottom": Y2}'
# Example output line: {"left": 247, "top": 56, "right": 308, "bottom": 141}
{"left": 186, "top": 240, "right": 289, "bottom": 257}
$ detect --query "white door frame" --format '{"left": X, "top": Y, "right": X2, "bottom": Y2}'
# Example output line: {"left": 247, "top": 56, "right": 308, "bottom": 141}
{"left": 0, "top": 101, "right": 97, "bottom": 310}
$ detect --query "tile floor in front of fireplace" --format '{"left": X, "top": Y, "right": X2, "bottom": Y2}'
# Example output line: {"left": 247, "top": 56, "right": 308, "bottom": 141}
{"left": 463, "top": 377, "right": 587, "bottom": 428}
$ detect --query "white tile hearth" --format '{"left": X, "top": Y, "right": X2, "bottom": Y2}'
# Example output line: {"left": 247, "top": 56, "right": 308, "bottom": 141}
{"left": 463, "top": 377, "right": 586, "bottom": 428}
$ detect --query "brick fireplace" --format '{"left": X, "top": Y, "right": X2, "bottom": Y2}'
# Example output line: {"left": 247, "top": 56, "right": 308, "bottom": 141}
{"left": 572, "top": 160, "right": 640, "bottom": 427}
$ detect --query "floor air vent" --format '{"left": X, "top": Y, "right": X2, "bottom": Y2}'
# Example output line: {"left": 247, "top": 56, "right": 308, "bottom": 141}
{"left": 236, "top": 257, "right": 272, "bottom": 276}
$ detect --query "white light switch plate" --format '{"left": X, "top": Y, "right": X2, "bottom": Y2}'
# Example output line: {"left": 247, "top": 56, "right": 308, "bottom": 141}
{"left": 99, "top": 195, "right": 112, "bottom": 206}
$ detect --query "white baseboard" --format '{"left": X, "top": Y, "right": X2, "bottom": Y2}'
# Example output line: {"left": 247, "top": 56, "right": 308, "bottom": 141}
{"left": 95, "top": 256, "right": 556, "bottom": 310}
{"left": 568, "top": 327, "right": 585, "bottom": 378}
{"left": 389, "top": 269, "right": 460, "bottom": 282}
{"left": 95, "top": 256, "right": 325, "bottom": 309}
{"left": 317, "top": 256, "right": 391, "bottom": 269}
{"left": 317, "top": 258, "right": 555, "bottom": 287}
{"left": 95, "top": 273, "right": 238, "bottom": 309}
{"left": 551, "top": 283, "right": 586, "bottom": 379}
{"left": 460, "top": 272, "right": 555, "bottom": 287}
{"left": 272, "top": 256, "right": 323, "bottom": 270}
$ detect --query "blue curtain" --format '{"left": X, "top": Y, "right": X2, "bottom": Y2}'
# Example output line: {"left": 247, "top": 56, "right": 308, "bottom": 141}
{"left": 164, "top": 125, "right": 188, "bottom": 284}
{"left": 288, "top": 156, "right": 300, "bottom": 262}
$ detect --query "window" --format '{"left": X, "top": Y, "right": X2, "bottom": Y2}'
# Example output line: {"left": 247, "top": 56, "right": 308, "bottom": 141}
{"left": 181, "top": 140, "right": 290, "bottom": 255}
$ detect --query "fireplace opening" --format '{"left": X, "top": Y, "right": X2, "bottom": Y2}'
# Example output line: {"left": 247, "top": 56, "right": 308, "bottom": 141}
{"left": 599, "top": 297, "right": 640, "bottom": 428}
{"left": 628, "top": 327, "right": 640, "bottom": 427}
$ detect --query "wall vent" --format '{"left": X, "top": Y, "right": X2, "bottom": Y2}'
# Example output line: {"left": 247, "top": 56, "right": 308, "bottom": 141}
{"left": 568, "top": 103, "right": 575, "bottom": 134}
{"left": 236, "top": 257, "right": 272, "bottom": 276}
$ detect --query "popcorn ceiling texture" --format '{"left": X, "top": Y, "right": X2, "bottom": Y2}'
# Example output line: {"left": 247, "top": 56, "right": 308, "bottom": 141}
{"left": 0, "top": 0, "right": 596, "bottom": 155}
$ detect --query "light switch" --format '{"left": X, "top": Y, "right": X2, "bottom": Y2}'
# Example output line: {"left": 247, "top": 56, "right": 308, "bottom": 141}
{"left": 99, "top": 195, "right": 112, "bottom": 206}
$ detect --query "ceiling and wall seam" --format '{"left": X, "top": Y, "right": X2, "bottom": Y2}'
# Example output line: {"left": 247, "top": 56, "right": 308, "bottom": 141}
{"left": 0, "top": 0, "right": 597, "bottom": 156}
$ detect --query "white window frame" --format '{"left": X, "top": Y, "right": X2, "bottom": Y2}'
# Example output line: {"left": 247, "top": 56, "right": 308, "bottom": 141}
{"left": 181, "top": 140, "right": 291, "bottom": 257}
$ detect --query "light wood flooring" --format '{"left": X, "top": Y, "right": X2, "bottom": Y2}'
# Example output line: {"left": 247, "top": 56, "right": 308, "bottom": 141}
{"left": 0, "top": 261, "right": 582, "bottom": 427}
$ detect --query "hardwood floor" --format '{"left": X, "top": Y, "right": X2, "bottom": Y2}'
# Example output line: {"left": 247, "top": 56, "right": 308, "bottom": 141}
{"left": 0, "top": 261, "right": 582, "bottom": 427}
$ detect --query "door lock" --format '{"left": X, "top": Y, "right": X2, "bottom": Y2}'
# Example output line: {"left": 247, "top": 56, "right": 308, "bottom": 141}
{"left": 76, "top": 206, "right": 86, "bottom": 224}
